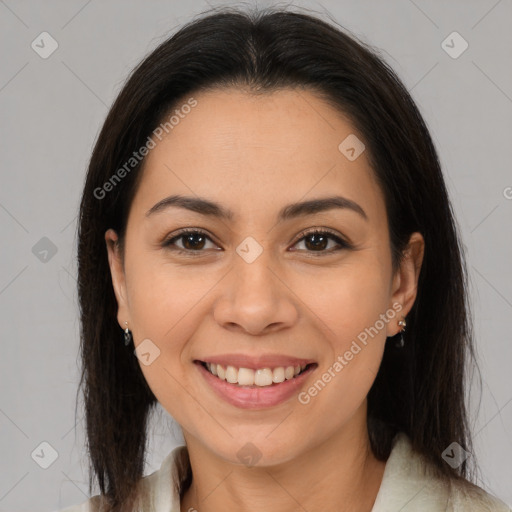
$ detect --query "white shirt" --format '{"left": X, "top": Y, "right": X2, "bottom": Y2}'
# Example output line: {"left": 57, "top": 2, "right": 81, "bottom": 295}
{"left": 55, "top": 432, "right": 510, "bottom": 511}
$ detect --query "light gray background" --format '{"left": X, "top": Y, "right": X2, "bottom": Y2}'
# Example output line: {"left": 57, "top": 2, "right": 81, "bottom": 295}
{"left": 0, "top": 0, "right": 511, "bottom": 510}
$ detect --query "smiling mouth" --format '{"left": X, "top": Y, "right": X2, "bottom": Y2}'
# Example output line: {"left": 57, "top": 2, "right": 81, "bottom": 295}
{"left": 195, "top": 360, "right": 317, "bottom": 388}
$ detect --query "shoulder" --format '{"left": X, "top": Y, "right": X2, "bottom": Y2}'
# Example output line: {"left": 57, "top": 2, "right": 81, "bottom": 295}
{"left": 52, "top": 445, "right": 188, "bottom": 512}
{"left": 448, "top": 478, "right": 511, "bottom": 511}
{"left": 372, "top": 432, "right": 510, "bottom": 512}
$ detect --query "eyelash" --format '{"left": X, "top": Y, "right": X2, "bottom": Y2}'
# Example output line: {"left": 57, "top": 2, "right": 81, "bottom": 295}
{"left": 162, "top": 228, "right": 352, "bottom": 256}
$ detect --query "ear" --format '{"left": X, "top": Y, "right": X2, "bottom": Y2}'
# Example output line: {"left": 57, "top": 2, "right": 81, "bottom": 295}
{"left": 105, "top": 228, "right": 130, "bottom": 330}
{"left": 388, "top": 232, "right": 425, "bottom": 336}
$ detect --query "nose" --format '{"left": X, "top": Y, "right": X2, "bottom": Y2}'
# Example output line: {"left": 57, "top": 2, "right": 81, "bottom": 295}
{"left": 213, "top": 249, "right": 299, "bottom": 336}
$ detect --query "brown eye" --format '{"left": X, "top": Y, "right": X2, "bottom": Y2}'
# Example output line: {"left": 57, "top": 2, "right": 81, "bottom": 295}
{"left": 162, "top": 228, "right": 351, "bottom": 256}
{"left": 291, "top": 229, "right": 351, "bottom": 254}
{"left": 180, "top": 232, "right": 207, "bottom": 250}
{"left": 163, "top": 229, "right": 218, "bottom": 253}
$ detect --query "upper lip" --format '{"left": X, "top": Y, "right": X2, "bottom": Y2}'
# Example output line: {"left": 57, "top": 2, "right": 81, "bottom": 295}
{"left": 196, "top": 354, "right": 317, "bottom": 370}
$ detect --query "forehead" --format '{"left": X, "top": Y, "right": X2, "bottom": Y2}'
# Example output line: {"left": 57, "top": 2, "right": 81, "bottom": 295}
{"left": 131, "top": 87, "right": 385, "bottom": 225}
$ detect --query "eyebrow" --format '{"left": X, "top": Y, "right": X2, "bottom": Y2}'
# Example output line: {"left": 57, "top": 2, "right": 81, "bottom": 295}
{"left": 145, "top": 194, "right": 368, "bottom": 222}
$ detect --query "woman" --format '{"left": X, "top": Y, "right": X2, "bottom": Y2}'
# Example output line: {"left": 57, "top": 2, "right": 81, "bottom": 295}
{"left": 58, "top": 6, "right": 509, "bottom": 512}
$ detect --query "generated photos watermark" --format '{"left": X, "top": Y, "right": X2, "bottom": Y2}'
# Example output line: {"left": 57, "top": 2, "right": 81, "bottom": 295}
{"left": 298, "top": 302, "right": 403, "bottom": 405}
{"left": 93, "top": 97, "right": 198, "bottom": 200}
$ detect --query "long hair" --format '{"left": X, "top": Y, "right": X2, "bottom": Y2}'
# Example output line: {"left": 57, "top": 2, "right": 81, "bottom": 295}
{"left": 76, "top": 5, "right": 479, "bottom": 510}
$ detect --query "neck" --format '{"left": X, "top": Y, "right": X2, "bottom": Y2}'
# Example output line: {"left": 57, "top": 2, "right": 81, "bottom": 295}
{"left": 180, "top": 412, "right": 386, "bottom": 512}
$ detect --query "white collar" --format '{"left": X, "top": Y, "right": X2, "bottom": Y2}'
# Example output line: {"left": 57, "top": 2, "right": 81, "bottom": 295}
{"left": 141, "top": 432, "right": 509, "bottom": 511}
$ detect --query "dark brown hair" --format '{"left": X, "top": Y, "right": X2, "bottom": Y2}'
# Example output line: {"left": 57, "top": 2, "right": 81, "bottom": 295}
{"left": 75, "top": 5, "right": 481, "bottom": 510}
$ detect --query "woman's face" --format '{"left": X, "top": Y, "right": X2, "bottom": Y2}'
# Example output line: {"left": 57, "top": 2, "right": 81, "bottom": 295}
{"left": 106, "top": 87, "right": 423, "bottom": 466}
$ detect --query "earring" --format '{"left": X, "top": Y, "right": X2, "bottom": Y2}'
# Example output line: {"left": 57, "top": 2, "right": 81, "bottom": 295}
{"left": 124, "top": 321, "right": 132, "bottom": 346}
{"left": 396, "top": 317, "right": 406, "bottom": 348}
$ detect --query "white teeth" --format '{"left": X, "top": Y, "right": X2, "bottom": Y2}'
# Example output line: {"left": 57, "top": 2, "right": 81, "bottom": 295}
{"left": 238, "top": 367, "right": 255, "bottom": 386}
{"left": 254, "top": 368, "right": 273, "bottom": 386}
{"left": 204, "top": 362, "right": 309, "bottom": 387}
{"left": 225, "top": 365, "right": 238, "bottom": 384}
{"left": 272, "top": 367, "right": 285, "bottom": 383}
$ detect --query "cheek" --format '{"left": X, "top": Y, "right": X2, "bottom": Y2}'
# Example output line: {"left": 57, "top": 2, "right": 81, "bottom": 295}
{"left": 291, "top": 257, "right": 391, "bottom": 407}
{"left": 125, "top": 247, "right": 210, "bottom": 339}
{"left": 295, "top": 269, "right": 390, "bottom": 422}
{"left": 123, "top": 252, "right": 210, "bottom": 387}
{"left": 126, "top": 266, "right": 209, "bottom": 419}
{"left": 292, "top": 256, "right": 391, "bottom": 350}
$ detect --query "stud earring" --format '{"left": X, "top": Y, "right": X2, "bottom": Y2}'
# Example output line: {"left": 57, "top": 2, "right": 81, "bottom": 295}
{"left": 124, "top": 321, "right": 132, "bottom": 346}
{"left": 396, "top": 317, "right": 406, "bottom": 348}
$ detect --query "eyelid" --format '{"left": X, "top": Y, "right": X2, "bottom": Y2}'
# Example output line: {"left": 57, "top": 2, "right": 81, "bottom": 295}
{"left": 291, "top": 227, "right": 352, "bottom": 249}
{"left": 162, "top": 227, "right": 352, "bottom": 254}
{"left": 162, "top": 228, "right": 220, "bottom": 252}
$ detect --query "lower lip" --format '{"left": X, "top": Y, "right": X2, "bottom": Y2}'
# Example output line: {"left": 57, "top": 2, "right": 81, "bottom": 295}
{"left": 195, "top": 361, "right": 317, "bottom": 409}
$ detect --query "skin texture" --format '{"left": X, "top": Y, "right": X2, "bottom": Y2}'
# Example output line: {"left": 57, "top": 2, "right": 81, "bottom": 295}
{"left": 105, "top": 87, "right": 424, "bottom": 512}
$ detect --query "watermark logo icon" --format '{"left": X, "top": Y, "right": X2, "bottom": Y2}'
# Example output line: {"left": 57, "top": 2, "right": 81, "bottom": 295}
{"left": 236, "top": 236, "right": 263, "bottom": 264}
{"left": 32, "top": 237, "right": 58, "bottom": 263}
{"left": 134, "top": 338, "right": 161, "bottom": 366}
{"left": 236, "top": 442, "right": 262, "bottom": 467}
{"left": 31, "top": 32, "right": 59, "bottom": 59}
{"left": 338, "top": 134, "right": 365, "bottom": 161}
{"left": 441, "top": 31, "right": 468, "bottom": 59}
{"left": 442, "top": 441, "right": 470, "bottom": 468}
{"left": 31, "top": 441, "right": 59, "bottom": 469}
